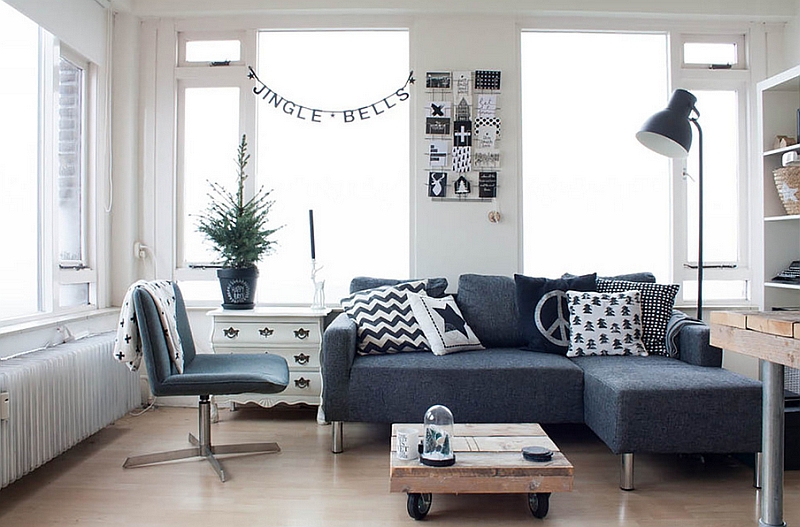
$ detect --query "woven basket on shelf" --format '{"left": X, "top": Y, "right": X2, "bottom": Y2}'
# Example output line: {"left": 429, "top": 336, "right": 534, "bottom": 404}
{"left": 774, "top": 166, "right": 800, "bottom": 215}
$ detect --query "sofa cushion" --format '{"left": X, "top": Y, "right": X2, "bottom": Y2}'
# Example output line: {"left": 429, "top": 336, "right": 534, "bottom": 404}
{"left": 515, "top": 273, "right": 597, "bottom": 355}
{"left": 566, "top": 290, "right": 647, "bottom": 357}
{"left": 341, "top": 280, "right": 430, "bottom": 355}
{"left": 346, "top": 348, "right": 585, "bottom": 424}
{"left": 456, "top": 274, "right": 523, "bottom": 348}
{"left": 349, "top": 276, "right": 448, "bottom": 298}
{"left": 574, "top": 355, "right": 762, "bottom": 454}
{"left": 597, "top": 278, "right": 679, "bottom": 355}
{"left": 408, "top": 293, "right": 484, "bottom": 355}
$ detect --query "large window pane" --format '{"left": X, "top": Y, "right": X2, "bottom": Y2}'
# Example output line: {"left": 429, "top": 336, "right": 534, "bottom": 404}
{"left": 181, "top": 87, "right": 240, "bottom": 265}
{"left": 685, "top": 90, "right": 739, "bottom": 265}
{"left": 521, "top": 32, "right": 670, "bottom": 280}
{"left": 256, "top": 31, "right": 409, "bottom": 304}
{"left": 0, "top": 2, "right": 40, "bottom": 318}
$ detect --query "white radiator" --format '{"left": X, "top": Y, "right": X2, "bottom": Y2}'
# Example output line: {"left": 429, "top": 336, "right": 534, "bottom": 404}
{"left": 0, "top": 332, "right": 140, "bottom": 490}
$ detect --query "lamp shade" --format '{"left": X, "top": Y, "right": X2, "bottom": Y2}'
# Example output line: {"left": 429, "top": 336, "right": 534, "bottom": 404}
{"left": 636, "top": 89, "right": 697, "bottom": 159}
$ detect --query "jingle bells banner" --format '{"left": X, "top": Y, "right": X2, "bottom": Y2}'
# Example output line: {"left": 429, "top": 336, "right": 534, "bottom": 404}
{"left": 248, "top": 66, "right": 414, "bottom": 124}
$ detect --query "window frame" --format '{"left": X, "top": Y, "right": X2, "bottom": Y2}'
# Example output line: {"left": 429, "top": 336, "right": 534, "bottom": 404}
{"left": 156, "top": 24, "right": 412, "bottom": 305}
{"left": 0, "top": 20, "right": 99, "bottom": 326}
{"left": 670, "top": 54, "right": 752, "bottom": 305}
{"left": 51, "top": 43, "right": 97, "bottom": 312}
{"left": 517, "top": 18, "right": 756, "bottom": 310}
{"left": 680, "top": 33, "right": 747, "bottom": 70}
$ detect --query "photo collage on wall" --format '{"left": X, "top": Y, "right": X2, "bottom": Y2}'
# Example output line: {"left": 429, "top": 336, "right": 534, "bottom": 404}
{"left": 425, "top": 70, "right": 501, "bottom": 199}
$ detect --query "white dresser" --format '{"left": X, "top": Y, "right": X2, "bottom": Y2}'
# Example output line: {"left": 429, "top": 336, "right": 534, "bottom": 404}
{"left": 208, "top": 307, "right": 332, "bottom": 423}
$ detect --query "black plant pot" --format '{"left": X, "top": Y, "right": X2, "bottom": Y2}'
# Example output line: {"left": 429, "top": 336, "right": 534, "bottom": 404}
{"left": 217, "top": 267, "right": 258, "bottom": 310}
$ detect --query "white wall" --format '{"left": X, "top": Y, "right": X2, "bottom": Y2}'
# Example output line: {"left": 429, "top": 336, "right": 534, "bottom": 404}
{"left": 784, "top": 1, "right": 800, "bottom": 70}
{"left": 411, "top": 15, "right": 520, "bottom": 288}
{"left": 6, "top": 0, "right": 108, "bottom": 65}
{"left": 110, "top": 11, "right": 141, "bottom": 303}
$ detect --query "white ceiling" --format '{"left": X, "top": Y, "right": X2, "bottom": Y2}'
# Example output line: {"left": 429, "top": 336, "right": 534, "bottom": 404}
{"left": 121, "top": 0, "right": 798, "bottom": 21}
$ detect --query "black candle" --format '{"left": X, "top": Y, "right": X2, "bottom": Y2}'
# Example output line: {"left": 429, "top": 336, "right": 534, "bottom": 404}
{"left": 309, "top": 209, "right": 316, "bottom": 260}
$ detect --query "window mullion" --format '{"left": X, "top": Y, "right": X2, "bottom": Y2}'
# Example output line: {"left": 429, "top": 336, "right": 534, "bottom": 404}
{"left": 40, "top": 30, "right": 58, "bottom": 314}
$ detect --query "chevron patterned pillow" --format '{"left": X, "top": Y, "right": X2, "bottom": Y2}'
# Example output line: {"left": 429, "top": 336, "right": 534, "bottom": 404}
{"left": 341, "top": 280, "right": 431, "bottom": 355}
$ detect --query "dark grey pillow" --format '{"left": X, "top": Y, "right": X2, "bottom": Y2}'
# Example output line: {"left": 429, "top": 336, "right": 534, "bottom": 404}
{"left": 516, "top": 273, "right": 597, "bottom": 355}
{"left": 456, "top": 274, "right": 523, "bottom": 348}
{"left": 562, "top": 271, "right": 656, "bottom": 283}
{"left": 349, "top": 276, "right": 449, "bottom": 298}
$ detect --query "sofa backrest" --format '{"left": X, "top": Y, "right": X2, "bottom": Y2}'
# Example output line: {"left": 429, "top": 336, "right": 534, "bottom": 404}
{"left": 456, "top": 274, "right": 524, "bottom": 348}
{"left": 349, "top": 276, "right": 449, "bottom": 298}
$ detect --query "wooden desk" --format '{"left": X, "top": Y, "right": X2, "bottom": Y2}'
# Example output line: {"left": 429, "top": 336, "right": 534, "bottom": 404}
{"left": 710, "top": 310, "right": 800, "bottom": 527}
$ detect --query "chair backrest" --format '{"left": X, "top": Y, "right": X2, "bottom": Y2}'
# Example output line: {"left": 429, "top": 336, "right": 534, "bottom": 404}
{"left": 132, "top": 282, "right": 197, "bottom": 395}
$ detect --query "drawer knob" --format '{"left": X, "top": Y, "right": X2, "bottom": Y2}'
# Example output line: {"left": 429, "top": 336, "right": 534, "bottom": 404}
{"left": 223, "top": 327, "right": 239, "bottom": 339}
{"left": 294, "top": 328, "right": 311, "bottom": 340}
{"left": 259, "top": 327, "right": 274, "bottom": 338}
{"left": 294, "top": 353, "right": 311, "bottom": 365}
{"left": 294, "top": 377, "right": 311, "bottom": 389}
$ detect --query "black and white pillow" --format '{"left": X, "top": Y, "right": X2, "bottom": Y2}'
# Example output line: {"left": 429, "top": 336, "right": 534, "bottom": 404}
{"left": 515, "top": 273, "right": 597, "bottom": 355}
{"left": 407, "top": 293, "right": 484, "bottom": 356}
{"left": 596, "top": 278, "right": 680, "bottom": 356}
{"left": 566, "top": 290, "right": 647, "bottom": 357}
{"left": 341, "top": 280, "right": 430, "bottom": 355}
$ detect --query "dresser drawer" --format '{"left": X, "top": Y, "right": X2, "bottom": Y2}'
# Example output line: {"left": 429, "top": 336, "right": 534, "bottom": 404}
{"left": 213, "top": 321, "right": 321, "bottom": 347}
{"left": 284, "top": 371, "right": 321, "bottom": 397}
{"left": 213, "top": 346, "right": 319, "bottom": 369}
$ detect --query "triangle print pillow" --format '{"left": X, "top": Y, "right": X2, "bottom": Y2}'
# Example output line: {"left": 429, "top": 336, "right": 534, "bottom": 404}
{"left": 407, "top": 293, "right": 484, "bottom": 356}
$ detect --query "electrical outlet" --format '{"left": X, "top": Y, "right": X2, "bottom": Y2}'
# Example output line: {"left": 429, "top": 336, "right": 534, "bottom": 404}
{"left": 0, "top": 392, "right": 9, "bottom": 421}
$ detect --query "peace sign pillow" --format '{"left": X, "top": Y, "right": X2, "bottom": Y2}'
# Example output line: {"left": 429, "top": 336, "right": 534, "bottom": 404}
{"left": 514, "top": 273, "right": 597, "bottom": 355}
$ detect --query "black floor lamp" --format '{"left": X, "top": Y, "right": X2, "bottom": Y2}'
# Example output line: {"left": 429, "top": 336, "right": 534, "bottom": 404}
{"left": 636, "top": 89, "right": 704, "bottom": 320}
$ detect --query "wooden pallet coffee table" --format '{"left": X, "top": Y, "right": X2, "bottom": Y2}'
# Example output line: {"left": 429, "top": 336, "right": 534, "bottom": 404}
{"left": 390, "top": 423, "right": 573, "bottom": 520}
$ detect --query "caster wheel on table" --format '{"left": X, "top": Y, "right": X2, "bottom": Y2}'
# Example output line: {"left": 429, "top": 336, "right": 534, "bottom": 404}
{"left": 407, "top": 493, "right": 432, "bottom": 520}
{"left": 527, "top": 492, "right": 550, "bottom": 519}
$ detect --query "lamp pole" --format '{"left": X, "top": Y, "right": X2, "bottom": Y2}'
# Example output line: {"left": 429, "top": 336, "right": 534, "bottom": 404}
{"left": 690, "top": 116, "right": 703, "bottom": 321}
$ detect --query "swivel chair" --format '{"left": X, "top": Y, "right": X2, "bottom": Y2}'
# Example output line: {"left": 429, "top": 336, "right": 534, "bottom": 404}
{"left": 123, "top": 282, "right": 289, "bottom": 482}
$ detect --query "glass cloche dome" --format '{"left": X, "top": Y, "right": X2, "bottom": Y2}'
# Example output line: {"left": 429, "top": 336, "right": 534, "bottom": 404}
{"left": 421, "top": 405, "right": 456, "bottom": 467}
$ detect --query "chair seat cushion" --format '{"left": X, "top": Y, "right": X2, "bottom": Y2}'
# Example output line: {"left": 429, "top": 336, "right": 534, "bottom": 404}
{"left": 156, "top": 353, "right": 289, "bottom": 397}
{"left": 574, "top": 355, "right": 762, "bottom": 454}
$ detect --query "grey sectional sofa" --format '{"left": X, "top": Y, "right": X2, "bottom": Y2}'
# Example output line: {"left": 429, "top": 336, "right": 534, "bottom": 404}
{"left": 321, "top": 274, "right": 762, "bottom": 490}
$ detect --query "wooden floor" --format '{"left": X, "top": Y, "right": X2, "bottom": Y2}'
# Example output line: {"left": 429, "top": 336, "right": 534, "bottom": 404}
{"left": 1, "top": 405, "right": 798, "bottom": 526}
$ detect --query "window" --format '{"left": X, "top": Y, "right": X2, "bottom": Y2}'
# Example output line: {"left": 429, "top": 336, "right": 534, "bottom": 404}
{"left": 176, "top": 30, "right": 410, "bottom": 305}
{"left": 682, "top": 34, "right": 745, "bottom": 69}
{"left": 521, "top": 30, "right": 749, "bottom": 306}
{"left": 521, "top": 32, "right": 671, "bottom": 281}
{"left": 255, "top": 30, "right": 409, "bottom": 304}
{"left": 0, "top": 1, "right": 95, "bottom": 321}
{"left": 675, "top": 86, "right": 749, "bottom": 303}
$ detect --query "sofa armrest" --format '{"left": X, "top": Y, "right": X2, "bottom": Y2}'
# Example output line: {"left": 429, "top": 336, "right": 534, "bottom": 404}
{"left": 321, "top": 312, "right": 358, "bottom": 421}
{"left": 669, "top": 310, "right": 722, "bottom": 367}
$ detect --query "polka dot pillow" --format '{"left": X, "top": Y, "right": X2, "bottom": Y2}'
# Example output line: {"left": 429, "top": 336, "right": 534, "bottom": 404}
{"left": 596, "top": 278, "right": 680, "bottom": 356}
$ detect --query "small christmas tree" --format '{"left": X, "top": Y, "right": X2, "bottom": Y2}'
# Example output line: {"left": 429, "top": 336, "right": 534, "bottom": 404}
{"left": 196, "top": 135, "right": 281, "bottom": 269}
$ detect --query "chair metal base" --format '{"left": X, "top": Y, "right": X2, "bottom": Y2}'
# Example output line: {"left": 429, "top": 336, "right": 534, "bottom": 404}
{"left": 123, "top": 396, "right": 280, "bottom": 482}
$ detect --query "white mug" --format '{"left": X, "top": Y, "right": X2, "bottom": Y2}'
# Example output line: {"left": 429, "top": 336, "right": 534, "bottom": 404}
{"left": 396, "top": 427, "right": 419, "bottom": 460}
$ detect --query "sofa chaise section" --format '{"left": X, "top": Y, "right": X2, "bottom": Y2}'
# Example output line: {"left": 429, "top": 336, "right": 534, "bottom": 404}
{"left": 576, "top": 354, "right": 762, "bottom": 489}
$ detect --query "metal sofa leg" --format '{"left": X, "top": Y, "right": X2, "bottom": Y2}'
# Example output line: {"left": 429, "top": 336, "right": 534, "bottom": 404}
{"left": 332, "top": 421, "right": 343, "bottom": 453}
{"left": 754, "top": 451, "right": 763, "bottom": 489}
{"left": 620, "top": 453, "right": 635, "bottom": 491}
